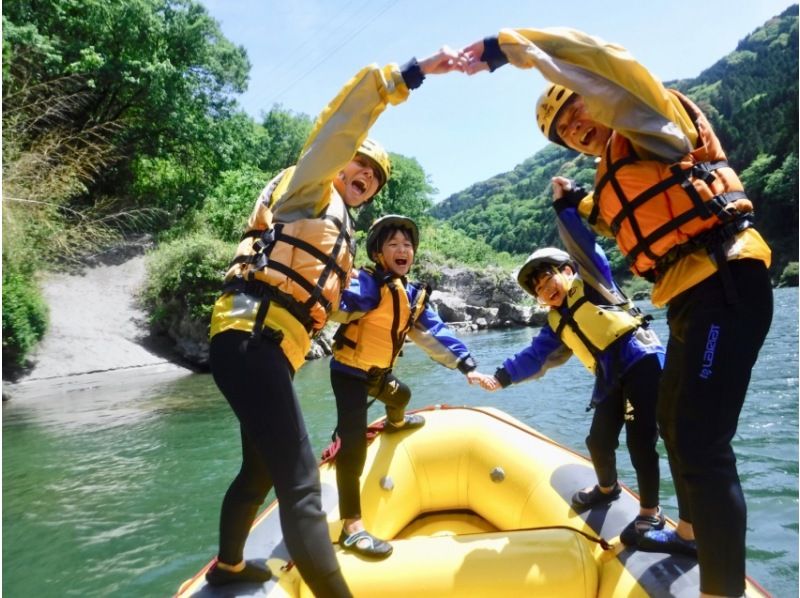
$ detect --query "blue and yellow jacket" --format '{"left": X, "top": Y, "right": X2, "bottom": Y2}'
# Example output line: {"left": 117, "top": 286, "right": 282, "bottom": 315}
{"left": 330, "top": 267, "right": 476, "bottom": 379}
{"left": 496, "top": 204, "right": 664, "bottom": 405}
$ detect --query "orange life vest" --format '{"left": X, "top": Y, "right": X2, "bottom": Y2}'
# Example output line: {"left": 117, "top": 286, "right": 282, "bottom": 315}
{"left": 591, "top": 90, "right": 752, "bottom": 281}
{"left": 223, "top": 168, "right": 356, "bottom": 334}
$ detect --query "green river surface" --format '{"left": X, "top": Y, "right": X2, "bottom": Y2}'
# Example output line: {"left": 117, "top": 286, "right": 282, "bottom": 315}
{"left": 3, "top": 287, "right": 797, "bottom": 597}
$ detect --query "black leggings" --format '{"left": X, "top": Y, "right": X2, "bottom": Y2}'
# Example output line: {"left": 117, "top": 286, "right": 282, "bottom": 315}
{"left": 586, "top": 353, "right": 661, "bottom": 508}
{"left": 659, "top": 260, "right": 773, "bottom": 596}
{"left": 210, "top": 330, "right": 351, "bottom": 598}
{"left": 330, "top": 369, "right": 411, "bottom": 520}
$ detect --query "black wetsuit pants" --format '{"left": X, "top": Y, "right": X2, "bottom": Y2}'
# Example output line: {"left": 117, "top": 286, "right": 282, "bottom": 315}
{"left": 658, "top": 259, "right": 773, "bottom": 596}
{"left": 587, "top": 352, "right": 661, "bottom": 509}
{"left": 210, "top": 330, "right": 351, "bottom": 598}
{"left": 330, "top": 368, "right": 411, "bottom": 520}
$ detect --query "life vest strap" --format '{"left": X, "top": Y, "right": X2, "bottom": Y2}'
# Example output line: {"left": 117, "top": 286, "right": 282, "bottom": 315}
{"left": 333, "top": 324, "right": 357, "bottom": 350}
{"left": 639, "top": 211, "right": 753, "bottom": 282}
{"left": 222, "top": 277, "right": 317, "bottom": 333}
{"left": 554, "top": 295, "right": 604, "bottom": 358}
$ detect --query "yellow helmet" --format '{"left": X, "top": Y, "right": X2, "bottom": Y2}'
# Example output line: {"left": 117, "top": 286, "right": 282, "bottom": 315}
{"left": 516, "top": 247, "right": 573, "bottom": 297}
{"left": 366, "top": 215, "right": 419, "bottom": 261}
{"left": 536, "top": 83, "right": 576, "bottom": 147}
{"left": 356, "top": 137, "right": 391, "bottom": 192}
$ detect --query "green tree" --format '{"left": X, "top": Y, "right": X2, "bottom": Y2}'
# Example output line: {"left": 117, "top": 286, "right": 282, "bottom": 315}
{"left": 3, "top": 0, "right": 251, "bottom": 217}
{"left": 356, "top": 154, "right": 435, "bottom": 230}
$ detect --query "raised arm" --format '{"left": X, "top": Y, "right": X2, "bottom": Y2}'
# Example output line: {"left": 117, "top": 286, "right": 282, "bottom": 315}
{"left": 460, "top": 27, "right": 696, "bottom": 161}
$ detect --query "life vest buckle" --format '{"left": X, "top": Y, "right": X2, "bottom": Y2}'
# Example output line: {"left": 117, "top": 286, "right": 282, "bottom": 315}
{"left": 253, "top": 228, "right": 276, "bottom": 253}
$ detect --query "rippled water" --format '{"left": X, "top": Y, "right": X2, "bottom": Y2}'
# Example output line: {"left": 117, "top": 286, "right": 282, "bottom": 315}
{"left": 3, "top": 288, "right": 797, "bottom": 597}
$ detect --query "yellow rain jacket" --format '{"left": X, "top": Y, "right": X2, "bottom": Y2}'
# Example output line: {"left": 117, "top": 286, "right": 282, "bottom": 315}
{"left": 210, "top": 62, "right": 414, "bottom": 371}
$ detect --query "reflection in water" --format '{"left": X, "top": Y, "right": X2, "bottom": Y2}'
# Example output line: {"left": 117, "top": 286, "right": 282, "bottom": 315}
{"left": 2, "top": 289, "right": 797, "bottom": 597}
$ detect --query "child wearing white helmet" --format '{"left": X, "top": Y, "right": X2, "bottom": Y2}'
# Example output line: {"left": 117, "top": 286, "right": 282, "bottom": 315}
{"left": 470, "top": 178, "right": 667, "bottom": 550}
{"left": 329, "top": 214, "right": 483, "bottom": 559}
{"left": 459, "top": 28, "right": 773, "bottom": 595}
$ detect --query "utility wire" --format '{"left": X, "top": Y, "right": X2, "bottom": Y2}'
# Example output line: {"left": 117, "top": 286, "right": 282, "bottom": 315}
{"left": 264, "top": 0, "right": 400, "bottom": 109}
{"left": 260, "top": 0, "right": 371, "bottom": 81}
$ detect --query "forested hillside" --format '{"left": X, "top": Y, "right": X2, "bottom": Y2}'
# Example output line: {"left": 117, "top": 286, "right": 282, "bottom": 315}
{"left": 432, "top": 5, "right": 799, "bottom": 277}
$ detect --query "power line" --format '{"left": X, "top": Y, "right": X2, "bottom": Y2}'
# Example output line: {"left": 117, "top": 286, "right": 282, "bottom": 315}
{"left": 260, "top": 0, "right": 372, "bottom": 82}
{"left": 264, "top": 0, "right": 400, "bottom": 109}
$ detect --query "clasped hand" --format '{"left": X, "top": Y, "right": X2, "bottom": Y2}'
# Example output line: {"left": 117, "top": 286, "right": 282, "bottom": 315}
{"left": 418, "top": 41, "right": 490, "bottom": 76}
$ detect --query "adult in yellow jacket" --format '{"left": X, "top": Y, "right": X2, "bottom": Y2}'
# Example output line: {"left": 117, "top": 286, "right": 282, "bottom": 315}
{"left": 460, "top": 29, "right": 773, "bottom": 598}
{"left": 205, "top": 48, "right": 460, "bottom": 596}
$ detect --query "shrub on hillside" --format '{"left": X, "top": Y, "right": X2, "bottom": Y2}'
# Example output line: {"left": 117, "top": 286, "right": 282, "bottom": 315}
{"left": 141, "top": 234, "right": 235, "bottom": 335}
{"left": 2, "top": 268, "right": 48, "bottom": 376}
{"left": 200, "top": 166, "right": 270, "bottom": 242}
{"left": 778, "top": 261, "right": 798, "bottom": 287}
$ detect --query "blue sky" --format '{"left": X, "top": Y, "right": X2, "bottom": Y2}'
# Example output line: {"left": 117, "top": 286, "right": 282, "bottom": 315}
{"left": 200, "top": 1, "right": 794, "bottom": 202}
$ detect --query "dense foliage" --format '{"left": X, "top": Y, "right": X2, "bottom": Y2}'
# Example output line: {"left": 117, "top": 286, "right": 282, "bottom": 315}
{"left": 141, "top": 233, "right": 234, "bottom": 330}
{"left": 431, "top": 6, "right": 799, "bottom": 278}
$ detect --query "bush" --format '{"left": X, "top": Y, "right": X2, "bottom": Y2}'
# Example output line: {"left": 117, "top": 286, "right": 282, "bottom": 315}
{"left": 2, "top": 268, "right": 48, "bottom": 375}
{"left": 621, "top": 276, "right": 654, "bottom": 301}
{"left": 778, "top": 261, "right": 799, "bottom": 287}
{"left": 200, "top": 166, "right": 271, "bottom": 242}
{"left": 141, "top": 234, "right": 235, "bottom": 333}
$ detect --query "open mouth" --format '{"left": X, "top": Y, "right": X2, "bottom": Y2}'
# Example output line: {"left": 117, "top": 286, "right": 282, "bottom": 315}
{"left": 580, "top": 128, "right": 595, "bottom": 146}
{"left": 394, "top": 258, "right": 408, "bottom": 267}
{"left": 351, "top": 179, "right": 367, "bottom": 194}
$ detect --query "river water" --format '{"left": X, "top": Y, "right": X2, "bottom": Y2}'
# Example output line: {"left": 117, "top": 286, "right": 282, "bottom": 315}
{"left": 3, "top": 288, "right": 797, "bottom": 597}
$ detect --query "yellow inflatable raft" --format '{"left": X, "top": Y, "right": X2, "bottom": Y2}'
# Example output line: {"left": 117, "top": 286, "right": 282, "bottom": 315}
{"left": 176, "top": 405, "right": 771, "bottom": 597}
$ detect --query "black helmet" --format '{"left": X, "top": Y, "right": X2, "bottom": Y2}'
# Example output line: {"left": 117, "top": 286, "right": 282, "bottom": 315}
{"left": 516, "top": 247, "right": 572, "bottom": 296}
{"left": 365, "top": 215, "right": 419, "bottom": 261}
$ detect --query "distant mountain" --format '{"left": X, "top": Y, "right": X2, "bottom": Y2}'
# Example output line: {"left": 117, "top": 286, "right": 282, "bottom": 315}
{"left": 431, "top": 6, "right": 798, "bottom": 277}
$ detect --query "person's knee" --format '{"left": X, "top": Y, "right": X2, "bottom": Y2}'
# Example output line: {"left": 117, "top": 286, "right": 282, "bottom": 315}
{"left": 231, "top": 472, "right": 271, "bottom": 506}
{"left": 586, "top": 432, "right": 617, "bottom": 455}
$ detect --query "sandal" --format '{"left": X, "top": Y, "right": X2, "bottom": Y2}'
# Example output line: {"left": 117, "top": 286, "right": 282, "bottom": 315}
{"left": 571, "top": 482, "right": 621, "bottom": 511}
{"left": 383, "top": 413, "right": 425, "bottom": 434}
{"left": 206, "top": 559, "right": 272, "bottom": 586}
{"left": 339, "top": 529, "right": 393, "bottom": 559}
{"left": 620, "top": 506, "right": 666, "bottom": 546}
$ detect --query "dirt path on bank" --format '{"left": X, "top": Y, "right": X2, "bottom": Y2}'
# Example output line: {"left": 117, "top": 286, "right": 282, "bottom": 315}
{"left": 4, "top": 242, "right": 190, "bottom": 399}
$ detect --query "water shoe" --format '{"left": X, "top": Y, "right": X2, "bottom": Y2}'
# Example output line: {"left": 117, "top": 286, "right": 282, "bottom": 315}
{"left": 636, "top": 528, "right": 698, "bottom": 558}
{"left": 339, "top": 529, "right": 393, "bottom": 559}
{"left": 206, "top": 559, "right": 272, "bottom": 586}
{"left": 384, "top": 413, "right": 425, "bottom": 434}
{"left": 571, "top": 482, "right": 621, "bottom": 510}
{"left": 620, "top": 506, "right": 666, "bottom": 546}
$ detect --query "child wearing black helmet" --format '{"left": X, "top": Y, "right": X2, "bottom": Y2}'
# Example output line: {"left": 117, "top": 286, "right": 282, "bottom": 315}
{"left": 329, "top": 214, "right": 482, "bottom": 559}
{"left": 470, "top": 177, "right": 669, "bottom": 549}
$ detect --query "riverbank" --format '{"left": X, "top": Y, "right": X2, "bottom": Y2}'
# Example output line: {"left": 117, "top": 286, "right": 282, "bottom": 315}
{"left": 2, "top": 241, "right": 192, "bottom": 401}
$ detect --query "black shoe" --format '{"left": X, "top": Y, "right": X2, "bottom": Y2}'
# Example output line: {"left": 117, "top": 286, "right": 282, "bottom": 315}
{"left": 571, "top": 483, "right": 621, "bottom": 510}
{"left": 636, "top": 529, "right": 698, "bottom": 558}
{"left": 339, "top": 529, "right": 393, "bottom": 559}
{"left": 383, "top": 413, "right": 425, "bottom": 434}
{"left": 620, "top": 507, "right": 666, "bottom": 546}
{"left": 206, "top": 559, "right": 272, "bottom": 586}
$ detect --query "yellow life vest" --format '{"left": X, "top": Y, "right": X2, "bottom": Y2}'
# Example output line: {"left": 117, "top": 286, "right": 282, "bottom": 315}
{"left": 591, "top": 90, "right": 753, "bottom": 281}
{"left": 547, "top": 278, "right": 643, "bottom": 373}
{"left": 333, "top": 271, "right": 429, "bottom": 372}
{"left": 211, "top": 167, "right": 356, "bottom": 370}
